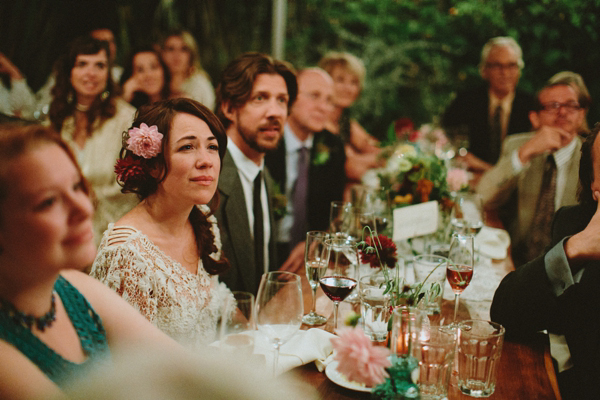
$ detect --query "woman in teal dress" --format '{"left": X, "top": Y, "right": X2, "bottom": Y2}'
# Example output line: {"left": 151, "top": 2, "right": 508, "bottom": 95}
{"left": 0, "top": 125, "right": 176, "bottom": 399}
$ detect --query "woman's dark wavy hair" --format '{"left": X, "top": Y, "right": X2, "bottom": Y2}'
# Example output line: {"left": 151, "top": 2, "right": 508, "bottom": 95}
{"left": 118, "top": 98, "right": 228, "bottom": 275}
{"left": 49, "top": 36, "right": 118, "bottom": 134}
{"left": 578, "top": 122, "right": 600, "bottom": 206}
{"left": 119, "top": 46, "right": 172, "bottom": 108}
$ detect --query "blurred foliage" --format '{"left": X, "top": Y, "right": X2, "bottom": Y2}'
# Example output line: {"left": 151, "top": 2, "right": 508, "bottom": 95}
{"left": 285, "top": 0, "right": 600, "bottom": 138}
{"left": 1, "top": 0, "right": 598, "bottom": 135}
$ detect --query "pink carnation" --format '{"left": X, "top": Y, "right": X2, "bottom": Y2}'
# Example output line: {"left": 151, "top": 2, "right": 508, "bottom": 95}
{"left": 126, "top": 123, "right": 163, "bottom": 159}
{"left": 331, "top": 327, "right": 391, "bottom": 387}
{"left": 447, "top": 168, "right": 469, "bottom": 192}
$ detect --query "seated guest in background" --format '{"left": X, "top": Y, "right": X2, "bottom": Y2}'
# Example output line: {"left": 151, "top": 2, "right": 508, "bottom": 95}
{"left": 265, "top": 68, "right": 346, "bottom": 270}
{"left": 477, "top": 81, "right": 588, "bottom": 266}
{"left": 90, "top": 99, "right": 233, "bottom": 347}
{"left": 0, "top": 52, "right": 36, "bottom": 119}
{"left": 161, "top": 30, "right": 216, "bottom": 110}
{"left": 0, "top": 125, "right": 177, "bottom": 400}
{"left": 215, "top": 52, "right": 297, "bottom": 294}
{"left": 36, "top": 26, "right": 124, "bottom": 117}
{"left": 443, "top": 36, "right": 536, "bottom": 171}
{"left": 49, "top": 36, "right": 137, "bottom": 243}
{"left": 548, "top": 71, "right": 592, "bottom": 133}
{"left": 120, "top": 46, "right": 173, "bottom": 108}
{"left": 491, "top": 123, "right": 600, "bottom": 400}
{"left": 318, "top": 52, "right": 381, "bottom": 182}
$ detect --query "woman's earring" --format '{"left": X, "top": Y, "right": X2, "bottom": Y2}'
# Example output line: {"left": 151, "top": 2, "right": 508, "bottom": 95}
{"left": 101, "top": 90, "right": 110, "bottom": 101}
{"left": 67, "top": 91, "right": 74, "bottom": 104}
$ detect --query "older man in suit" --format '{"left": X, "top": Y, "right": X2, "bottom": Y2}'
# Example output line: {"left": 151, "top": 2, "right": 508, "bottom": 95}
{"left": 491, "top": 123, "right": 600, "bottom": 399}
{"left": 214, "top": 52, "right": 297, "bottom": 294}
{"left": 443, "top": 37, "right": 536, "bottom": 171}
{"left": 477, "top": 81, "right": 587, "bottom": 266}
{"left": 265, "top": 68, "right": 346, "bottom": 272}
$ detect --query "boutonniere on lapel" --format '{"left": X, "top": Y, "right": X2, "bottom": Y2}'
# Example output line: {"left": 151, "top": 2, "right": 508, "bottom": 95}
{"left": 312, "top": 136, "right": 331, "bottom": 166}
{"left": 271, "top": 182, "right": 287, "bottom": 220}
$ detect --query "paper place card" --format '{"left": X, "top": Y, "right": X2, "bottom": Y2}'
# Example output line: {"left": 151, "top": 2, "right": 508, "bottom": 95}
{"left": 392, "top": 200, "right": 439, "bottom": 241}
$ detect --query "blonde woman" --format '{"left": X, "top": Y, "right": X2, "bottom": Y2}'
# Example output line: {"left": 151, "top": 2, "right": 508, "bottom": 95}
{"left": 161, "top": 30, "right": 215, "bottom": 110}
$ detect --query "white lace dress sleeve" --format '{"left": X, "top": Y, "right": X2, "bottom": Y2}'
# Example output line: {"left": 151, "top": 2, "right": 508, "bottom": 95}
{"left": 90, "top": 213, "right": 234, "bottom": 348}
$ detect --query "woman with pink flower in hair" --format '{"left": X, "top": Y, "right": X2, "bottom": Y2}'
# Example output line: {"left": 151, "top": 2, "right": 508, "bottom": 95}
{"left": 90, "top": 98, "right": 234, "bottom": 347}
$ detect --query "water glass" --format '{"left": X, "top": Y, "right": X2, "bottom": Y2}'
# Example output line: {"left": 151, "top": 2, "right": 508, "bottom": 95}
{"left": 414, "top": 325, "right": 456, "bottom": 400}
{"left": 457, "top": 320, "right": 505, "bottom": 397}
{"left": 219, "top": 291, "right": 255, "bottom": 356}
{"left": 359, "top": 274, "right": 391, "bottom": 342}
{"left": 412, "top": 255, "right": 448, "bottom": 315}
{"left": 390, "top": 306, "right": 424, "bottom": 358}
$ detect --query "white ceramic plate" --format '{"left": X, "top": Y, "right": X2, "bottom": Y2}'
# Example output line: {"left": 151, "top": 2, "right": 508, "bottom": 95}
{"left": 325, "top": 360, "right": 372, "bottom": 393}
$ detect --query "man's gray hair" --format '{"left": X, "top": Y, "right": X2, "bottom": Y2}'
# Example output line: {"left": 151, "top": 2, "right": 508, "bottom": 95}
{"left": 478, "top": 36, "right": 524, "bottom": 76}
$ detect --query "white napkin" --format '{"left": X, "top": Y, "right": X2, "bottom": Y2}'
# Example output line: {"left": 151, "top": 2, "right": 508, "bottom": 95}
{"left": 213, "top": 328, "right": 336, "bottom": 375}
{"left": 475, "top": 226, "right": 510, "bottom": 260}
{"left": 253, "top": 328, "right": 336, "bottom": 375}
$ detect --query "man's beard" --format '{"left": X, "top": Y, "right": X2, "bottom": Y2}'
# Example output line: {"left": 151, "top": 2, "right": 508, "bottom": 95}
{"left": 237, "top": 118, "right": 283, "bottom": 153}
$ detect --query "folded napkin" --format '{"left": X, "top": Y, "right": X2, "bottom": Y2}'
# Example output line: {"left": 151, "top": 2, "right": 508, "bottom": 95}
{"left": 475, "top": 226, "right": 511, "bottom": 260}
{"left": 254, "top": 328, "right": 336, "bottom": 375}
{"left": 212, "top": 328, "right": 336, "bottom": 376}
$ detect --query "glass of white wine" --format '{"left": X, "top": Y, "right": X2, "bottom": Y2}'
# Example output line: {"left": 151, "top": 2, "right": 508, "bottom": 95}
{"left": 302, "top": 231, "right": 329, "bottom": 326}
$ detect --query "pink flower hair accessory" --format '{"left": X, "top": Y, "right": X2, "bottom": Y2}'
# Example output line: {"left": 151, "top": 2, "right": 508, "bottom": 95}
{"left": 126, "top": 123, "right": 163, "bottom": 159}
{"left": 331, "top": 327, "right": 391, "bottom": 387}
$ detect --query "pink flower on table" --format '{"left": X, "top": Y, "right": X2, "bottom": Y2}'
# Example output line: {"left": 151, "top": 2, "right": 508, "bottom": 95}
{"left": 447, "top": 167, "right": 469, "bottom": 192}
{"left": 331, "top": 327, "right": 391, "bottom": 387}
{"left": 126, "top": 123, "right": 163, "bottom": 158}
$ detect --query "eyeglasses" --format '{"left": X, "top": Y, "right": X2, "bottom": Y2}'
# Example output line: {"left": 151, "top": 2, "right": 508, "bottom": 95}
{"left": 485, "top": 62, "right": 519, "bottom": 71}
{"left": 539, "top": 101, "right": 581, "bottom": 114}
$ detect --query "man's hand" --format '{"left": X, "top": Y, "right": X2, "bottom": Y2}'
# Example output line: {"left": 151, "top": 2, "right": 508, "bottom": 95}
{"left": 565, "top": 192, "right": 600, "bottom": 261}
{"left": 279, "top": 241, "right": 306, "bottom": 274}
{"left": 518, "top": 126, "right": 573, "bottom": 164}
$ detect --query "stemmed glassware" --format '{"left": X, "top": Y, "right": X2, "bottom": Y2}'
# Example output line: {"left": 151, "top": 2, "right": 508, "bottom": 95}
{"left": 349, "top": 185, "right": 393, "bottom": 237}
{"left": 329, "top": 201, "right": 352, "bottom": 238}
{"left": 446, "top": 233, "right": 474, "bottom": 327}
{"left": 302, "top": 231, "right": 330, "bottom": 326}
{"left": 255, "top": 271, "right": 303, "bottom": 375}
{"left": 450, "top": 192, "right": 484, "bottom": 235}
{"left": 319, "top": 237, "right": 359, "bottom": 332}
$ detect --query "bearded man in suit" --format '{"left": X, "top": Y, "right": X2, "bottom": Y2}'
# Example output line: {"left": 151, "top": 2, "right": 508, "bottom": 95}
{"left": 491, "top": 122, "right": 600, "bottom": 400}
{"left": 265, "top": 68, "right": 346, "bottom": 271}
{"left": 214, "top": 52, "right": 297, "bottom": 294}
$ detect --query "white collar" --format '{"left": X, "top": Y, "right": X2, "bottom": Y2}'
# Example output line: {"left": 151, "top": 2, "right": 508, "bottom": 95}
{"left": 227, "top": 139, "right": 263, "bottom": 182}
{"left": 284, "top": 123, "right": 313, "bottom": 154}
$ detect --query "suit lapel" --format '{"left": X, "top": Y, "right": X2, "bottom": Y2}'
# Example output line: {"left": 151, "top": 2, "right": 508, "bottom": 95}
{"left": 218, "top": 152, "right": 257, "bottom": 292}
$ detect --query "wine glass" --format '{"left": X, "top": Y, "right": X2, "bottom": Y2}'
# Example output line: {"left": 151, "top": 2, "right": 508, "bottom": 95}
{"left": 346, "top": 207, "right": 377, "bottom": 241}
{"left": 446, "top": 233, "right": 474, "bottom": 327}
{"left": 320, "top": 237, "right": 359, "bottom": 332}
{"left": 349, "top": 185, "right": 392, "bottom": 237}
{"left": 302, "top": 231, "right": 330, "bottom": 325}
{"left": 255, "top": 271, "right": 303, "bottom": 376}
{"left": 450, "top": 192, "right": 484, "bottom": 235}
{"left": 218, "top": 291, "right": 255, "bottom": 356}
{"left": 329, "top": 201, "right": 352, "bottom": 238}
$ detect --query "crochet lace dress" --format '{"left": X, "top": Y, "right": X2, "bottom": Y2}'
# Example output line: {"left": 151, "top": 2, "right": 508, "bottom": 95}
{"left": 90, "top": 209, "right": 234, "bottom": 348}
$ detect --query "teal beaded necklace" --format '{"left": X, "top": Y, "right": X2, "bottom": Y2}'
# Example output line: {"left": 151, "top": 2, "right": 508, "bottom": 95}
{"left": 0, "top": 293, "right": 57, "bottom": 331}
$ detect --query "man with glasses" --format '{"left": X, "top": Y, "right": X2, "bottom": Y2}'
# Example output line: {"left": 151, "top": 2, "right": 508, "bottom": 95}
{"left": 443, "top": 37, "right": 536, "bottom": 170}
{"left": 265, "top": 68, "right": 346, "bottom": 271}
{"left": 477, "top": 81, "right": 587, "bottom": 266}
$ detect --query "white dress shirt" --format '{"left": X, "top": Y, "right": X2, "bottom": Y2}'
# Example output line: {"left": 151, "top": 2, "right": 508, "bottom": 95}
{"left": 226, "top": 140, "right": 271, "bottom": 273}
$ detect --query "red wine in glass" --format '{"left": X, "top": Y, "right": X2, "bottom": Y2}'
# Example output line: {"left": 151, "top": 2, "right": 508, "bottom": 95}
{"left": 319, "top": 276, "right": 357, "bottom": 302}
{"left": 447, "top": 265, "right": 473, "bottom": 293}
